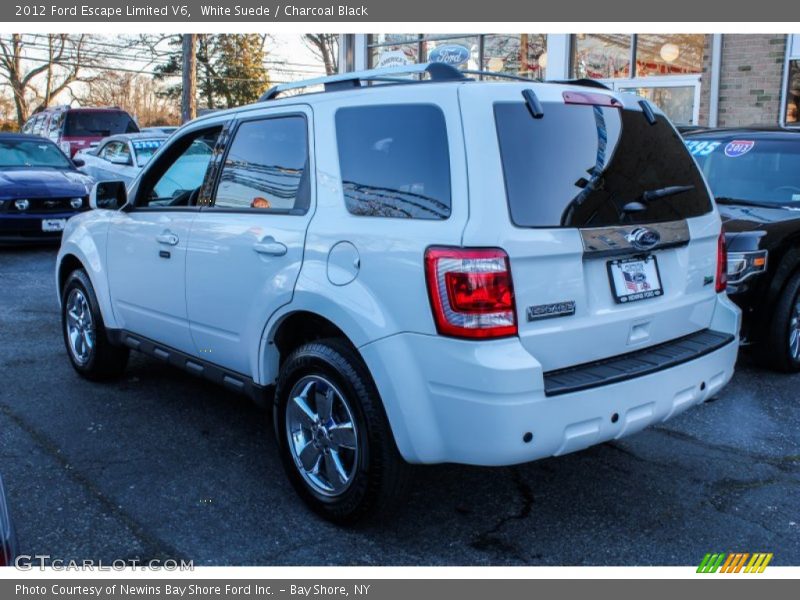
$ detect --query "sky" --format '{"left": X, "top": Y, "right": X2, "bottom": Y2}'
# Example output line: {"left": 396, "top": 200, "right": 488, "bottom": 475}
{"left": 0, "top": 33, "right": 331, "bottom": 120}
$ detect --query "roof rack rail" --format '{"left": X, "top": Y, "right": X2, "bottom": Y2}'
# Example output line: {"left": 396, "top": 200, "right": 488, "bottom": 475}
{"left": 258, "top": 62, "right": 468, "bottom": 101}
{"left": 461, "top": 70, "right": 542, "bottom": 83}
{"left": 552, "top": 78, "right": 612, "bottom": 90}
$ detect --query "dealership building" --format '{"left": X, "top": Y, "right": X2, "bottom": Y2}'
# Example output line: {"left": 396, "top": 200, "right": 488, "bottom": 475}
{"left": 338, "top": 34, "right": 799, "bottom": 128}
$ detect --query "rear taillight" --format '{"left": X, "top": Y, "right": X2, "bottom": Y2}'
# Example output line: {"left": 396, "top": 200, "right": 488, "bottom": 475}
{"left": 716, "top": 231, "right": 728, "bottom": 293}
{"left": 424, "top": 247, "right": 517, "bottom": 339}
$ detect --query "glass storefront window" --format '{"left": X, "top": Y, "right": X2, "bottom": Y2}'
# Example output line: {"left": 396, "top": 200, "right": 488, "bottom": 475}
{"left": 482, "top": 34, "right": 547, "bottom": 79}
{"left": 618, "top": 85, "right": 697, "bottom": 125}
{"left": 786, "top": 59, "right": 799, "bottom": 125}
{"left": 367, "top": 33, "right": 546, "bottom": 79}
{"left": 572, "top": 34, "right": 631, "bottom": 79}
{"left": 368, "top": 34, "right": 420, "bottom": 46}
{"left": 369, "top": 42, "right": 420, "bottom": 69}
{"left": 635, "top": 34, "right": 704, "bottom": 76}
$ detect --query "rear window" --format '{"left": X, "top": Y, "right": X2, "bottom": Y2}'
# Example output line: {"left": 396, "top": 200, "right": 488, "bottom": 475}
{"left": 335, "top": 104, "right": 451, "bottom": 219}
{"left": 687, "top": 137, "right": 800, "bottom": 205}
{"left": 131, "top": 139, "right": 166, "bottom": 166}
{"left": 494, "top": 102, "right": 713, "bottom": 228}
{"left": 65, "top": 111, "right": 139, "bottom": 137}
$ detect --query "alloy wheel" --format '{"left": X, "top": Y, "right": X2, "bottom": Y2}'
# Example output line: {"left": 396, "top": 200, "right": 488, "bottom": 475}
{"left": 790, "top": 297, "right": 800, "bottom": 361}
{"left": 285, "top": 375, "right": 359, "bottom": 497}
{"left": 65, "top": 288, "right": 95, "bottom": 365}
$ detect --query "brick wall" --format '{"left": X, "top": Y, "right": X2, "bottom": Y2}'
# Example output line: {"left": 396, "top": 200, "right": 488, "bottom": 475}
{"left": 698, "top": 35, "right": 713, "bottom": 126}
{"left": 716, "top": 34, "right": 787, "bottom": 127}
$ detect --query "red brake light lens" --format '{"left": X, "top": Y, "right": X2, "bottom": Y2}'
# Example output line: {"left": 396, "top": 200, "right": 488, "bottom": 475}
{"left": 425, "top": 247, "right": 517, "bottom": 339}
{"left": 716, "top": 231, "right": 728, "bottom": 293}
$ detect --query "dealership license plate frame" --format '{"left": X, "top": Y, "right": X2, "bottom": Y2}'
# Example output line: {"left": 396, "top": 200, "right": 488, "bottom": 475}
{"left": 607, "top": 255, "right": 664, "bottom": 304}
{"left": 41, "top": 218, "right": 67, "bottom": 232}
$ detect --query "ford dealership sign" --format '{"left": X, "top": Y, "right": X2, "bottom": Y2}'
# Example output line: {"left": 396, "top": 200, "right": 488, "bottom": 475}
{"left": 428, "top": 44, "right": 471, "bottom": 66}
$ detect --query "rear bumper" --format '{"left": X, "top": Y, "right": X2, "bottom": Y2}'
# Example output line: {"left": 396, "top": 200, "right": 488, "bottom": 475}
{"left": 360, "top": 293, "right": 740, "bottom": 466}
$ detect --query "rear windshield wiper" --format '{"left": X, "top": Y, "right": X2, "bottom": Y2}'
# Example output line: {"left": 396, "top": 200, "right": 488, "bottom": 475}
{"left": 641, "top": 185, "right": 695, "bottom": 202}
{"left": 622, "top": 185, "right": 694, "bottom": 213}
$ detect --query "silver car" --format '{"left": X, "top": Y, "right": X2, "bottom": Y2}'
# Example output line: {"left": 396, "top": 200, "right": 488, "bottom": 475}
{"left": 77, "top": 133, "right": 168, "bottom": 186}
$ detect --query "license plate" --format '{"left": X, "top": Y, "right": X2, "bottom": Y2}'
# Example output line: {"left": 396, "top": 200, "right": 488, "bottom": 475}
{"left": 607, "top": 255, "right": 663, "bottom": 304}
{"left": 41, "top": 218, "right": 67, "bottom": 232}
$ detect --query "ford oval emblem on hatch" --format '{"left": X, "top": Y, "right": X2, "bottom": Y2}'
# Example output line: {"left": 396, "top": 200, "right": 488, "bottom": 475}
{"left": 428, "top": 44, "right": 471, "bottom": 66}
{"left": 626, "top": 227, "right": 661, "bottom": 250}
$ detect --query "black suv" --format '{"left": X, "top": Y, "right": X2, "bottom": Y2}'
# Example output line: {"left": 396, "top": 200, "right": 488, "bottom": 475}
{"left": 685, "top": 127, "right": 800, "bottom": 371}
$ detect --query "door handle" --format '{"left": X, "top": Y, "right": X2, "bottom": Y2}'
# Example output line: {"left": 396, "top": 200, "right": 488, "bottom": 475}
{"left": 253, "top": 237, "right": 287, "bottom": 257}
{"left": 156, "top": 231, "right": 179, "bottom": 246}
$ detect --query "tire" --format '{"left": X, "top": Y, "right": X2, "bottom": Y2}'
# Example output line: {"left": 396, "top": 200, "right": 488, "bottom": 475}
{"left": 274, "top": 338, "right": 412, "bottom": 524}
{"left": 760, "top": 270, "right": 800, "bottom": 373}
{"left": 61, "top": 269, "right": 129, "bottom": 380}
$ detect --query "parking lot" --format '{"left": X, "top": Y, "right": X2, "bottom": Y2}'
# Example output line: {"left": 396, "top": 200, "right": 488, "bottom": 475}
{"left": 1, "top": 246, "right": 798, "bottom": 566}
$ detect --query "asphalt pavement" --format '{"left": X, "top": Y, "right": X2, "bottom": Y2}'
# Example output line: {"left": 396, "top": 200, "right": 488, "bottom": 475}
{"left": 1, "top": 246, "right": 798, "bottom": 566}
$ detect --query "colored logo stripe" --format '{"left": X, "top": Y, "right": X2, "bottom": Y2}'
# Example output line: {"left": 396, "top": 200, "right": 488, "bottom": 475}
{"left": 744, "top": 553, "right": 773, "bottom": 573}
{"left": 697, "top": 552, "right": 773, "bottom": 573}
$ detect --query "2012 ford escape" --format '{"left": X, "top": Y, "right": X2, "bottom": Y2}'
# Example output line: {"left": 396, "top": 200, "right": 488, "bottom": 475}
{"left": 55, "top": 64, "right": 740, "bottom": 523}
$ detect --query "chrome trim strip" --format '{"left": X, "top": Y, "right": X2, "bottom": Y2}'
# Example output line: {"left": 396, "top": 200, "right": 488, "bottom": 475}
{"left": 579, "top": 220, "right": 690, "bottom": 257}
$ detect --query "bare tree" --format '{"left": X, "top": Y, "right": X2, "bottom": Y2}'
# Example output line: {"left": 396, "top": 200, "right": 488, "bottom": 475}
{"left": 304, "top": 34, "right": 339, "bottom": 75}
{"left": 0, "top": 34, "right": 102, "bottom": 127}
{"left": 80, "top": 72, "right": 179, "bottom": 126}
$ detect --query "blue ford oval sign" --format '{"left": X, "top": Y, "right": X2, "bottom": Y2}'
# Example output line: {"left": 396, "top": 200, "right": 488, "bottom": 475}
{"left": 429, "top": 44, "right": 470, "bottom": 66}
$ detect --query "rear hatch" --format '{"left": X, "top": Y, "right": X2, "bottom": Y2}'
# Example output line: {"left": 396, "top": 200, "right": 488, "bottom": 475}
{"left": 62, "top": 110, "right": 139, "bottom": 155}
{"left": 459, "top": 83, "right": 722, "bottom": 371}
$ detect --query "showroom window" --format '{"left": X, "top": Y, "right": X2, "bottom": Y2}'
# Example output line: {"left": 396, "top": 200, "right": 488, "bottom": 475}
{"left": 571, "top": 34, "right": 705, "bottom": 126}
{"left": 572, "top": 34, "right": 632, "bottom": 79}
{"left": 572, "top": 34, "right": 704, "bottom": 79}
{"left": 367, "top": 34, "right": 547, "bottom": 79}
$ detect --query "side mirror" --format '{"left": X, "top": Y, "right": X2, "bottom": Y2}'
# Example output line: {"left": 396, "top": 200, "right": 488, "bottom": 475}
{"left": 72, "top": 157, "right": 85, "bottom": 168}
{"left": 89, "top": 181, "right": 127, "bottom": 210}
{"left": 109, "top": 155, "right": 132, "bottom": 166}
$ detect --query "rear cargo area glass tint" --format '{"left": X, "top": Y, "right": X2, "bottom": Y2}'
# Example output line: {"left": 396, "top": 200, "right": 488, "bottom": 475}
{"left": 494, "top": 102, "right": 713, "bottom": 228}
{"left": 335, "top": 104, "right": 451, "bottom": 220}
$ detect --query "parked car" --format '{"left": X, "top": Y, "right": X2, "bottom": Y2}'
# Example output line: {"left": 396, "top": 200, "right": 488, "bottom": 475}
{"left": 685, "top": 127, "right": 800, "bottom": 371}
{"left": 0, "top": 133, "right": 93, "bottom": 244}
{"left": 0, "top": 475, "right": 17, "bottom": 567}
{"left": 56, "top": 64, "right": 740, "bottom": 523}
{"left": 21, "top": 106, "right": 139, "bottom": 157}
{"left": 77, "top": 133, "right": 169, "bottom": 186}
{"left": 140, "top": 126, "right": 178, "bottom": 136}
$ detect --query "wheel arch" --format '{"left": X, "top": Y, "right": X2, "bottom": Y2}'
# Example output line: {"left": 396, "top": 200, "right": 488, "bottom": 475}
{"left": 261, "top": 308, "right": 366, "bottom": 388}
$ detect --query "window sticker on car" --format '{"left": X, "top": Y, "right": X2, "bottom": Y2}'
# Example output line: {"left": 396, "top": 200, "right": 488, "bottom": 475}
{"left": 132, "top": 140, "right": 164, "bottom": 150}
{"left": 724, "top": 140, "right": 755, "bottom": 157}
{"left": 685, "top": 140, "right": 721, "bottom": 157}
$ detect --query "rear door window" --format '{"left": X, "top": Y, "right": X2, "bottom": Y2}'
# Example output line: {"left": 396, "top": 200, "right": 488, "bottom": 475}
{"left": 494, "top": 102, "right": 713, "bottom": 228}
{"left": 335, "top": 104, "right": 451, "bottom": 219}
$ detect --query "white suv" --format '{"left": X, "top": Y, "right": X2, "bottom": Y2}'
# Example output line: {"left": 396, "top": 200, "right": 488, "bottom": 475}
{"left": 56, "top": 64, "right": 740, "bottom": 523}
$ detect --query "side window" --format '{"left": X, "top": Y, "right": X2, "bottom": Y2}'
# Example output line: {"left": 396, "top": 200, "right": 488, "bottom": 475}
{"left": 335, "top": 104, "right": 451, "bottom": 219}
{"left": 22, "top": 118, "right": 34, "bottom": 134}
{"left": 30, "top": 114, "right": 45, "bottom": 136}
{"left": 99, "top": 141, "right": 124, "bottom": 160}
{"left": 214, "top": 116, "right": 309, "bottom": 212}
{"left": 48, "top": 112, "right": 64, "bottom": 139}
{"left": 136, "top": 127, "right": 221, "bottom": 209}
